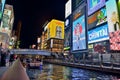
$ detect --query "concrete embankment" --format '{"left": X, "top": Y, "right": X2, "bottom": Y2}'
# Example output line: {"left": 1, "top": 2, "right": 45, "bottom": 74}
{"left": 44, "top": 61, "right": 120, "bottom": 75}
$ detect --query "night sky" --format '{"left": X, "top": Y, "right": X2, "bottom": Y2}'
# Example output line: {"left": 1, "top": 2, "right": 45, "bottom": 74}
{"left": 6, "top": 0, "right": 67, "bottom": 48}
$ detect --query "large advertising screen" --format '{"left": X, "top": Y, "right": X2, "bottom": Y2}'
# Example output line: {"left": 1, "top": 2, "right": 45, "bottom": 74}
{"left": 88, "top": 24, "right": 109, "bottom": 44}
{"left": 88, "top": 7, "right": 107, "bottom": 30}
{"left": 87, "top": 0, "right": 105, "bottom": 16}
{"left": 47, "top": 19, "right": 64, "bottom": 40}
{"left": 72, "top": 6, "right": 87, "bottom": 51}
{"left": 106, "top": 0, "right": 120, "bottom": 32}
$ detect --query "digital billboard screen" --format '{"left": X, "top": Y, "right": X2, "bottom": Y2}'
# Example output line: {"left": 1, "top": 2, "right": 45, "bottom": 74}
{"left": 106, "top": 0, "right": 120, "bottom": 32}
{"left": 72, "top": 6, "right": 87, "bottom": 51}
{"left": 87, "top": 0, "right": 105, "bottom": 16}
{"left": 110, "top": 30, "right": 120, "bottom": 50}
{"left": 88, "top": 7, "right": 107, "bottom": 30}
{"left": 88, "top": 24, "right": 109, "bottom": 44}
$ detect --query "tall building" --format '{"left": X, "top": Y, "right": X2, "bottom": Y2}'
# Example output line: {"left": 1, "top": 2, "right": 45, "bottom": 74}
{"left": 0, "top": 4, "right": 14, "bottom": 49}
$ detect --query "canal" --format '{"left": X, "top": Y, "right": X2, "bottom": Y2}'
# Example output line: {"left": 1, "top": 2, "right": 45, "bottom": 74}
{"left": 27, "top": 63, "right": 120, "bottom": 80}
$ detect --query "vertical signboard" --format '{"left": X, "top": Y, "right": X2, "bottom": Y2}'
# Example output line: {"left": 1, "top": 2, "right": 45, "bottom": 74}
{"left": 65, "top": 0, "right": 72, "bottom": 18}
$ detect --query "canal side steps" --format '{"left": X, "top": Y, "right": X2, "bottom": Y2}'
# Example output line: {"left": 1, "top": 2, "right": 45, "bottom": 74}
{"left": 1, "top": 58, "right": 30, "bottom": 80}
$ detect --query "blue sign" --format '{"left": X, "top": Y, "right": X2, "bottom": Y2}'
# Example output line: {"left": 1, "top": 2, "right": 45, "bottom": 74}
{"left": 88, "top": 24, "right": 109, "bottom": 43}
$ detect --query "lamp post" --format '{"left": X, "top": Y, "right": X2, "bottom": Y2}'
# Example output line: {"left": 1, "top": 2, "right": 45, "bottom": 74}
{"left": 37, "top": 37, "right": 41, "bottom": 50}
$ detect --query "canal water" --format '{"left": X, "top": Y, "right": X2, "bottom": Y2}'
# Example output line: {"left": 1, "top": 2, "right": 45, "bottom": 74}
{"left": 27, "top": 63, "right": 120, "bottom": 80}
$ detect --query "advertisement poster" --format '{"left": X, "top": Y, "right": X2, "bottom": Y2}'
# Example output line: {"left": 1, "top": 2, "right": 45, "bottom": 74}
{"left": 88, "top": 24, "right": 109, "bottom": 44}
{"left": 47, "top": 19, "right": 64, "bottom": 40}
{"left": 110, "top": 31, "right": 120, "bottom": 50}
{"left": 106, "top": 0, "right": 120, "bottom": 32}
{"left": 87, "top": 0, "right": 105, "bottom": 16}
{"left": 88, "top": 7, "right": 107, "bottom": 30}
{"left": 72, "top": 15, "right": 86, "bottom": 50}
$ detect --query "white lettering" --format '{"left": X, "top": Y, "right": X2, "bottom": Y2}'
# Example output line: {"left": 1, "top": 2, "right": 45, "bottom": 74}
{"left": 89, "top": 27, "right": 108, "bottom": 40}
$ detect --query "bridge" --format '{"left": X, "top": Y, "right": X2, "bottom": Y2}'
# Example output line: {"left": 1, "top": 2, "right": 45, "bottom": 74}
{"left": 10, "top": 49, "right": 51, "bottom": 56}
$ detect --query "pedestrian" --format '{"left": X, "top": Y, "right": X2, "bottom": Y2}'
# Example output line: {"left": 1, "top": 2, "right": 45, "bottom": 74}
{"left": 9, "top": 54, "right": 14, "bottom": 66}
{"left": 1, "top": 49, "right": 6, "bottom": 66}
{"left": 39, "top": 59, "right": 43, "bottom": 72}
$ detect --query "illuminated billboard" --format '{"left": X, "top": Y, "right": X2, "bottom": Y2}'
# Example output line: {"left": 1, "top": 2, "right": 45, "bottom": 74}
{"left": 72, "top": 6, "right": 87, "bottom": 51}
{"left": 88, "top": 7, "right": 107, "bottom": 30}
{"left": 0, "top": 0, "right": 6, "bottom": 20}
{"left": 87, "top": 0, "right": 105, "bottom": 16}
{"left": 65, "top": 15, "right": 72, "bottom": 29}
{"left": 65, "top": 0, "right": 72, "bottom": 18}
{"left": 0, "top": 4, "right": 14, "bottom": 36}
{"left": 88, "top": 24, "right": 109, "bottom": 44}
{"left": 106, "top": 0, "right": 120, "bottom": 32}
{"left": 47, "top": 19, "right": 64, "bottom": 39}
{"left": 110, "top": 30, "right": 120, "bottom": 50}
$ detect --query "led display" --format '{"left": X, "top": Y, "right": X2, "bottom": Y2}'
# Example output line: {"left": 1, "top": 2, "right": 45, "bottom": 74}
{"left": 87, "top": 0, "right": 105, "bottom": 16}
{"left": 88, "top": 7, "right": 107, "bottom": 30}
{"left": 47, "top": 19, "right": 64, "bottom": 40}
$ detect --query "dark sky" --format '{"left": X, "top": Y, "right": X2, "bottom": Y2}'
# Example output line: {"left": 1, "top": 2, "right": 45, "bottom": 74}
{"left": 6, "top": 0, "right": 67, "bottom": 48}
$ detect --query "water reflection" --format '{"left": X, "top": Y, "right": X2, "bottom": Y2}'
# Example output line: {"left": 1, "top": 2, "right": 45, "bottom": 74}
{"left": 29, "top": 64, "right": 120, "bottom": 80}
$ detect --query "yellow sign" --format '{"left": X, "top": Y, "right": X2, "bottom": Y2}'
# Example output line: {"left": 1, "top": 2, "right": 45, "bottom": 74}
{"left": 47, "top": 19, "right": 64, "bottom": 39}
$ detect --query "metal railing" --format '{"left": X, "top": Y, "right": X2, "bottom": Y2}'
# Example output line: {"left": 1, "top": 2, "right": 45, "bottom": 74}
{"left": 44, "top": 53, "right": 120, "bottom": 69}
